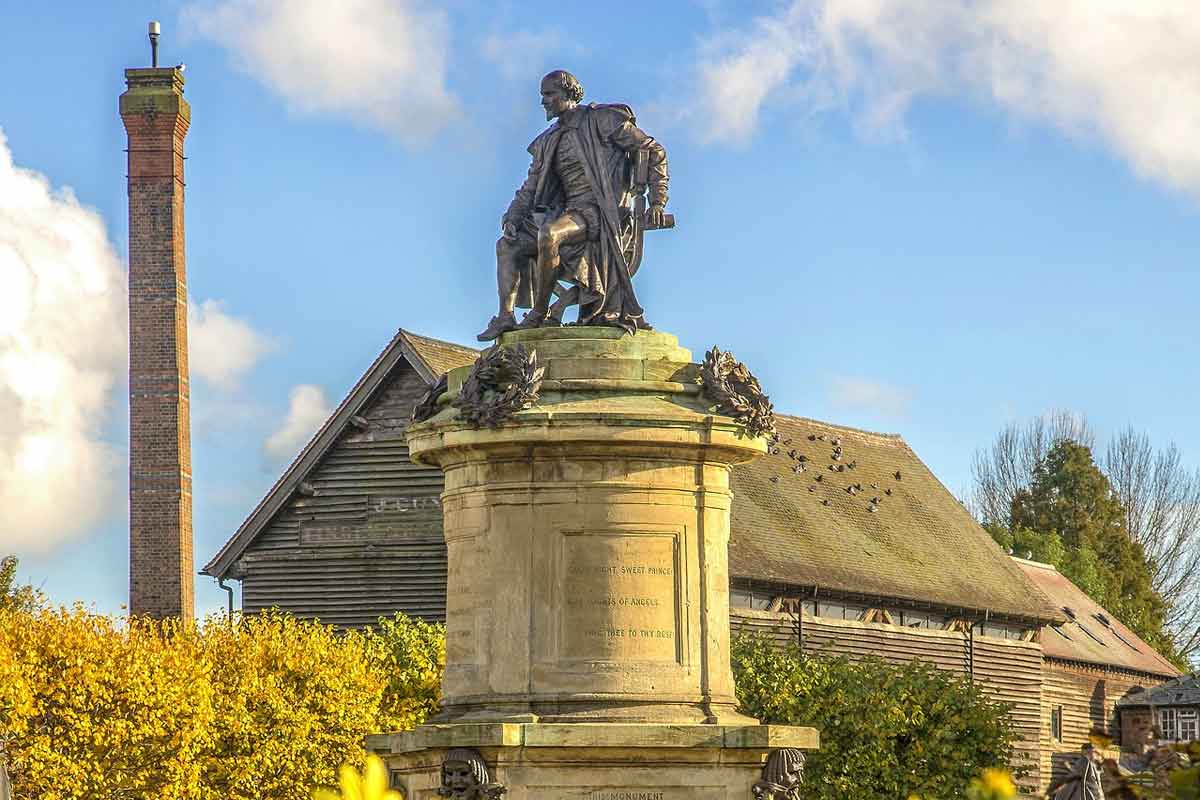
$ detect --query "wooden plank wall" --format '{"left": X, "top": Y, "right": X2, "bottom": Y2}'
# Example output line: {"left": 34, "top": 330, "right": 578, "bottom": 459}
{"left": 240, "top": 362, "right": 450, "bottom": 628}
{"left": 974, "top": 636, "right": 1045, "bottom": 791}
{"left": 731, "top": 608, "right": 1044, "bottom": 793}
{"left": 1040, "top": 661, "right": 1158, "bottom": 787}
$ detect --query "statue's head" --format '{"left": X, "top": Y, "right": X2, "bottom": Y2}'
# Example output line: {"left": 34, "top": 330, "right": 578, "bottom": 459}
{"left": 761, "top": 748, "right": 805, "bottom": 788}
{"left": 440, "top": 749, "right": 488, "bottom": 797}
{"left": 540, "top": 70, "right": 583, "bottom": 121}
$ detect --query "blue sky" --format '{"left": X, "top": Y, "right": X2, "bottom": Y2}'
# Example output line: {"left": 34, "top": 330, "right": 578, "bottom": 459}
{"left": 3, "top": 1, "right": 1200, "bottom": 617}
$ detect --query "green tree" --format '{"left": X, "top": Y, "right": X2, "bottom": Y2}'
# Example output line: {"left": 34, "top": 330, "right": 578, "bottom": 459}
{"left": 0, "top": 557, "right": 37, "bottom": 613}
{"left": 731, "top": 635, "right": 1014, "bottom": 800}
{"left": 1004, "top": 440, "right": 1178, "bottom": 663}
{"left": 972, "top": 415, "right": 1200, "bottom": 662}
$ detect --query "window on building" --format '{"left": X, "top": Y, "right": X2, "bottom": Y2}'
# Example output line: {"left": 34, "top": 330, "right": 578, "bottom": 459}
{"left": 900, "top": 610, "right": 946, "bottom": 629}
{"left": 816, "top": 601, "right": 842, "bottom": 619}
{"left": 730, "top": 589, "right": 772, "bottom": 610}
{"left": 1093, "top": 613, "right": 1142, "bottom": 652}
{"left": 1180, "top": 710, "right": 1198, "bottom": 742}
{"left": 801, "top": 600, "right": 817, "bottom": 617}
{"left": 1075, "top": 622, "right": 1108, "bottom": 647}
{"left": 813, "top": 601, "right": 866, "bottom": 621}
{"left": 1051, "top": 706, "right": 1063, "bottom": 741}
{"left": 1108, "top": 628, "right": 1141, "bottom": 651}
{"left": 1160, "top": 708, "right": 1179, "bottom": 741}
{"left": 981, "top": 622, "right": 1023, "bottom": 640}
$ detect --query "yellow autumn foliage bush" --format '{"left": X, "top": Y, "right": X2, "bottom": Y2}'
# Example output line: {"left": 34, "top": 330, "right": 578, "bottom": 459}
{"left": 0, "top": 608, "right": 214, "bottom": 799}
{"left": 0, "top": 606, "right": 444, "bottom": 800}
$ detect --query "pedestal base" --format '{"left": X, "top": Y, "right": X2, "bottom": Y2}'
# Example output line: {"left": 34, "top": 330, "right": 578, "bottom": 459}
{"left": 408, "top": 328, "right": 769, "bottom": 725}
{"left": 369, "top": 723, "right": 819, "bottom": 800}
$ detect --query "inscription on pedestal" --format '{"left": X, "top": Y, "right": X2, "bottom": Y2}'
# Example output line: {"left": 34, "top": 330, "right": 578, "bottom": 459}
{"left": 531, "top": 788, "right": 723, "bottom": 800}
{"left": 561, "top": 532, "right": 680, "bottom": 662}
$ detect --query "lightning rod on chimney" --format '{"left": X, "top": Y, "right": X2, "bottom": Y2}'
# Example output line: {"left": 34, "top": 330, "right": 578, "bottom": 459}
{"left": 149, "top": 21, "right": 160, "bottom": 68}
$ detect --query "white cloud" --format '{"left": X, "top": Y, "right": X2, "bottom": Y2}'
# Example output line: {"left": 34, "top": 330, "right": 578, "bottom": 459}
{"left": 695, "top": 1, "right": 1200, "bottom": 197}
{"left": 827, "top": 376, "right": 912, "bottom": 417}
{"left": 264, "top": 384, "right": 331, "bottom": 462}
{"left": 0, "top": 129, "right": 126, "bottom": 553}
{"left": 481, "top": 28, "right": 567, "bottom": 81}
{"left": 184, "top": 0, "right": 458, "bottom": 143}
{"left": 188, "top": 299, "right": 276, "bottom": 392}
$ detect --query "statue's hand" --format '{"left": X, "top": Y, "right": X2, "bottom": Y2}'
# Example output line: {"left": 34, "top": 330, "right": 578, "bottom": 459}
{"left": 647, "top": 204, "right": 666, "bottom": 229}
{"left": 501, "top": 220, "right": 517, "bottom": 241}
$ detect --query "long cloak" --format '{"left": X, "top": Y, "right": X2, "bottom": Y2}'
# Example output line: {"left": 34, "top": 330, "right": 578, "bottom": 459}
{"left": 505, "top": 103, "right": 661, "bottom": 331}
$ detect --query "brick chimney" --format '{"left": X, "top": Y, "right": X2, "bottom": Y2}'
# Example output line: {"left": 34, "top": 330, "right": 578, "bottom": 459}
{"left": 119, "top": 61, "right": 194, "bottom": 620}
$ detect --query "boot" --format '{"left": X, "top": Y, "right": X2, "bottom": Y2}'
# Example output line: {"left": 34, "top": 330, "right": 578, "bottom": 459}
{"left": 516, "top": 309, "right": 546, "bottom": 329}
{"left": 476, "top": 311, "right": 517, "bottom": 342}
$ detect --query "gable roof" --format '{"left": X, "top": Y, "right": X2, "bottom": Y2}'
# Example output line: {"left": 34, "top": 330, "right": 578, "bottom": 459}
{"left": 728, "top": 415, "right": 1062, "bottom": 623}
{"left": 201, "top": 328, "right": 478, "bottom": 579}
{"left": 397, "top": 329, "right": 480, "bottom": 380}
{"left": 1117, "top": 673, "right": 1200, "bottom": 707}
{"left": 1012, "top": 557, "right": 1180, "bottom": 677}
{"left": 205, "top": 330, "right": 1059, "bottom": 625}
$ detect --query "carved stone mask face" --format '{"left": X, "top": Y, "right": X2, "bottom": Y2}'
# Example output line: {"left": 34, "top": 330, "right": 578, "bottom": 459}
{"left": 540, "top": 81, "right": 572, "bottom": 121}
{"left": 443, "top": 760, "right": 476, "bottom": 793}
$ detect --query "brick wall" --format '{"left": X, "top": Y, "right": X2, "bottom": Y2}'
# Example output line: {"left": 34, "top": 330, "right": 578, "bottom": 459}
{"left": 119, "top": 68, "right": 194, "bottom": 620}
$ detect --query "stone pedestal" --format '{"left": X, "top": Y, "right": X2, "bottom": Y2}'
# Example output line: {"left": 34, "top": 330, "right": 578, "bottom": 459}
{"left": 382, "top": 328, "right": 817, "bottom": 798}
{"left": 368, "top": 723, "right": 818, "bottom": 799}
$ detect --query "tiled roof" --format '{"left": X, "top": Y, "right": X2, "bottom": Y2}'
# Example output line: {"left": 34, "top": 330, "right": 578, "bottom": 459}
{"left": 728, "top": 415, "right": 1062, "bottom": 622}
{"left": 1012, "top": 557, "right": 1180, "bottom": 677}
{"left": 1117, "top": 674, "right": 1200, "bottom": 707}
{"left": 398, "top": 329, "right": 479, "bottom": 379}
{"left": 207, "top": 332, "right": 1062, "bottom": 625}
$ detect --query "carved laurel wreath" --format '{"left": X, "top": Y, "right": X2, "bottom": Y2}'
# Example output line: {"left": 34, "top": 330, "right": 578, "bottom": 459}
{"left": 410, "top": 372, "right": 449, "bottom": 425}
{"left": 699, "top": 346, "right": 776, "bottom": 439}
{"left": 452, "top": 344, "right": 544, "bottom": 428}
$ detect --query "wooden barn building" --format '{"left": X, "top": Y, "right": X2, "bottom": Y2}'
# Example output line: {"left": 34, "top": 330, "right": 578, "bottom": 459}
{"left": 204, "top": 329, "right": 478, "bottom": 625}
{"left": 203, "top": 327, "right": 1178, "bottom": 793}
{"left": 1011, "top": 558, "right": 1180, "bottom": 781}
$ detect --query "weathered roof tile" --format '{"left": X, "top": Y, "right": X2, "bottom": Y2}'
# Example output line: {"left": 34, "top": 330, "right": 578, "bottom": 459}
{"left": 1013, "top": 557, "right": 1180, "bottom": 677}
{"left": 729, "top": 415, "right": 1062, "bottom": 622}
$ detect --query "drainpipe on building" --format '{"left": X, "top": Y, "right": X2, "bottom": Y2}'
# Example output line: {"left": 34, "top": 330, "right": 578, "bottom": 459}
{"left": 805, "top": 586, "right": 818, "bottom": 656}
{"left": 969, "top": 609, "right": 991, "bottom": 683}
{"left": 968, "top": 623, "right": 975, "bottom": 682}
{"left": 217, "top": 578, "right": 235, "bottom": 625}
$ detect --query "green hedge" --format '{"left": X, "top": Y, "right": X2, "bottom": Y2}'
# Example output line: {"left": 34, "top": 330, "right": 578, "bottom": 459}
{"left": 731, "top": 634, "right": 1016, "bottom": 800}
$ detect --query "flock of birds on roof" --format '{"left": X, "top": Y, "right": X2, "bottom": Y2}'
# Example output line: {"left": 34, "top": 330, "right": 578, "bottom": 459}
{"left": 765, "top": 430, "right": 902, "bottom": 514}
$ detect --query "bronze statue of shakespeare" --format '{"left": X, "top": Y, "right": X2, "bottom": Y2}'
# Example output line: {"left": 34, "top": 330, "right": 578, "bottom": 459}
{"left": 477, "top": 70, "right": 672, "bottom": 341}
